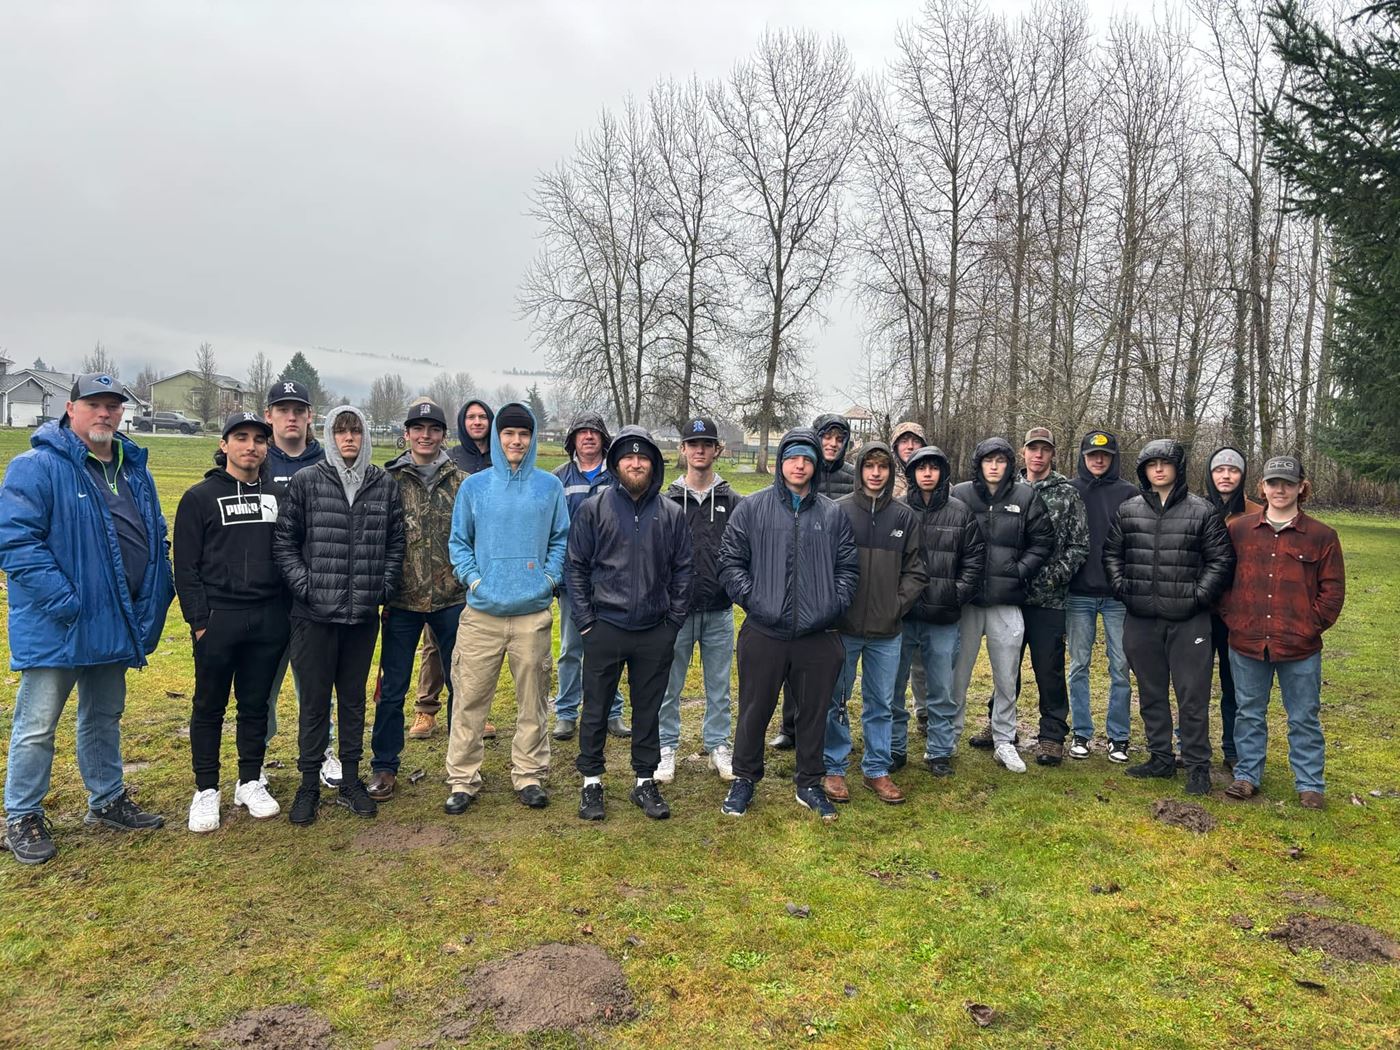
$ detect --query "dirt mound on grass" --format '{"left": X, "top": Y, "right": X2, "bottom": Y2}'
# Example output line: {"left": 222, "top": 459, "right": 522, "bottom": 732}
{"left": 1151, "top": 798, "right": 1216, "bottom": 833}
{"left": 351, "top": 822, "right": 456, "bottom": 852}
{"left": 1268, "top": 914, "right": 1400, "bottom": 964}
{"left": 465, "top": 942, "right": 635, "bottom": 1034}
{"left": 205, "top": 1005, "right": 332, "bottom": 1048}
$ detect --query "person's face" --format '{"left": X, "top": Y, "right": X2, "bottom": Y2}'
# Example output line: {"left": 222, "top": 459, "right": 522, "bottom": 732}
{"left": 1264, "top": 477, "right": 1301, "bottom": 511}
{"left": 1023, "top": 442, "right": 1054, "bottom": 477}
{"left": 499, "top": 426, "right": 531, "bottom": 467}
{"left": 1084, "top": 450, "right": 1112, "bottom": 477}
{"left": 1212, "top": 464, "right": 1243, "bottom": 494}
{"left": 820, "top": 430, "right": 844, "bottom": 463}
{"left": 682, "top": 439, "right": 719, "bottom": 471}
{"left": 915, "top": 461, "right": 942, "bottom": 492}
{"left": 405, "top": 421, "right": 446, "bottom": 459}
{"left": 221, "top": 426, "right": 270, "bottom": 472}
{"left": 617, "top": 452, "right": 653, "bottom": 495}
{"left": 464, "top": 405, "right": 491, "bottom": 441}
{"left": 333, "top": 419, "right": 363, "bottom": 461}
{"left": 574, "top": 428, "right": 603, "bottom": 460}
{"left": 265, "top": 401, "right": 311, "bottom": 445}
{"left": 861, "top": 456, "right": 890, "bottom": 495}
{"left": 1145, "top": 458, "right": 1177, "bottom": 488}
{"left": 67, "top": 395, "right": 124, "bottom": 447}
{"left": 894, "top": 434, "right": 922, "bottom": 464}
{"left": 981, "top": 453, "right": 1010, "bottom": 486}
{"left": 782, "top": 454, "right": 814, "bottom": 490}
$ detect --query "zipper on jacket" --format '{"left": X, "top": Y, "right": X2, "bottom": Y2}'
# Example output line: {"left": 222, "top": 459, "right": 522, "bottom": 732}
{"left": 790, "top": 500, "right": 801, "bottom": 636}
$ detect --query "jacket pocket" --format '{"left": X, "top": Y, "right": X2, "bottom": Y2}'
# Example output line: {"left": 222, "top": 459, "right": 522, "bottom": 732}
{"left": 475, "top": 556, "right": 552, "bottom": 609}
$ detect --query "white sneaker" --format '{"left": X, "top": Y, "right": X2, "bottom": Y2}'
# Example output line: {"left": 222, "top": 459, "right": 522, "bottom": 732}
{"left": 1068, "top": 736, "right": 1092, "bottom": 760}
{"left": 234, "top": 779, "right": 281, "bottom": 819}
{"left": 1108, "top": 741, "right": 1130, "bottom": 763}
{"left": 320, "top": 747, "right": 343, "bottom": 788}
{"left": 258, "top": 766, "right": 271, "bottom": 786}
{"left": 709, "top": 745, "right": 736, "bottom": 781}
{"left": 994, "top": 742, "right": 1027, "bottom": 774}
{"left": 655, "top": 746, "right": 676, "bottom": 783}
{"left": 188, "top": 788, "right": 221, "bottom": 833}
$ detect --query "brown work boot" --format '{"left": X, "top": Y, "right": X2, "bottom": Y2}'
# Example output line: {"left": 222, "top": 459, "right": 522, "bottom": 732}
{"left": 366, "top": 771, "right": 396, "bottom": 801}
{"left": 821, "top": 774, "right": 850, "bottom": 803}
{"left": 863, "top": 775, "right": 905, "bottom": 805}
{"left": 483, "top": 722, "right": 498, "bottom": 740}
{"left": 1224, "top": 779, "right": 1258, "bottom": 801}
{"left": 408, "top": 713, "right": 435, "bottom": 739}
{"left": 1298, "top": 790, "right": 1325, "bottom": 810}
{"left": 1034, "top": 739, "right": 1064, "bottom": 767}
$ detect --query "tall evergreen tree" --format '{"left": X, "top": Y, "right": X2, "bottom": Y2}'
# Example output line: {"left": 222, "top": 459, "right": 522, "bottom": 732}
{"left": 525, "top": 383, "right": 550, "bottom": 432}
{"left": 1262, "top": 1, "right": 1400, "bottom": 480}
{"left": 276, "top": 352, "right": 326, "bottom": 411}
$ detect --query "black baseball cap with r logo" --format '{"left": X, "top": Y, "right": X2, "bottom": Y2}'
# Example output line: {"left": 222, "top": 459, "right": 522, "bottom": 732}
{"left": 267, "top": 380, "right": 312, "bottom": 407}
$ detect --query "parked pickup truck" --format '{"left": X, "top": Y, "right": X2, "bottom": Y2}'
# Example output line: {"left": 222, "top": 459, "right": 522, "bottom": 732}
{"left": 134, "top": 411, "right": 203, "bottom": 434}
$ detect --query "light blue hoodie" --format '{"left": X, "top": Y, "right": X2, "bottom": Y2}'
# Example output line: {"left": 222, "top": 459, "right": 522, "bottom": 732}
{"left": 449, "top": 403, "right": 569, "bottom": 616}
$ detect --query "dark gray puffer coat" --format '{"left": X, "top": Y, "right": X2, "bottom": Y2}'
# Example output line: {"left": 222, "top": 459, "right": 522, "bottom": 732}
{"left": 902, "top": 446, "right": 986, "bottom": 624}
{"left": 1102, "top": 438, "right": 1235, "bottom": 621}
{"left": 950, "top": 437, "right": 1055, "bottom": 607}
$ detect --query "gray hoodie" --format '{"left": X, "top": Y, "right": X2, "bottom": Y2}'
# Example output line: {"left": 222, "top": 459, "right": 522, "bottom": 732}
{"left": 323, "top": 405, "right": 372, "bottom": 505}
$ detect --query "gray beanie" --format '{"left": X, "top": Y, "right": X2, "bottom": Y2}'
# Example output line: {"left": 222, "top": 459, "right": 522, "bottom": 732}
{"left": 1210, "top": 448, "right": 1246, "bottom": 473}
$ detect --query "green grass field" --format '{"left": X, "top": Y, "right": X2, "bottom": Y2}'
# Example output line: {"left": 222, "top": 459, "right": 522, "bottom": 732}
{"left": 0, "top": 428, "right": 1397, "bottom": 1049}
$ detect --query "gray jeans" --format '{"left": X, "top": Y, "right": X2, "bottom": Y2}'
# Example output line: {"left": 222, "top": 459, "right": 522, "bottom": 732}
{"left": 950, "top": 605, "right": 1025, "bottom": 746}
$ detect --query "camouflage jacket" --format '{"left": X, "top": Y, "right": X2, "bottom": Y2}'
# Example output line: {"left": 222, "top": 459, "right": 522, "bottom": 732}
{"left": 1024, "top": 470, "right": 1089, "bottom": 609}
{"left": 386, "top": 452, "right": 467, "bottom": 612}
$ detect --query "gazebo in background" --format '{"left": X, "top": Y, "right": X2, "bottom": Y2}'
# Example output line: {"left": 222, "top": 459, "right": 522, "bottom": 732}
{"left": 842, "top": 404, "right": 876, "bottom": 443}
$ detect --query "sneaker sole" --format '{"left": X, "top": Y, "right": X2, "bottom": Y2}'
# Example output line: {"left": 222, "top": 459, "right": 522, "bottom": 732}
{"left": 1107, "top": 753, "right": 1129, "bottom": 764}
{"left": 995, "top": 757, "right": 1027, "bottom": 774}
{"left": 237, "top": 805, "right": 281, "bottom": 819}
{"left": 83, "top": 813, "right": 164, "bottom": 831}
{"left": 578, "top": 811, "right": 606, "bottom": 821}
{"left": 720, "top": 805, "right": 747, "bottom": 817}
{"left": 334, "top": 797, "right": 377, "bottom": 818}
{"left": 3, "top": 842, "right": 56, "bottom": 865}
{"left": 711, "top": 765, "right": 738, "bottom": 781}
{"left": 794, "top": 794, "right": 838, "bottom": 822}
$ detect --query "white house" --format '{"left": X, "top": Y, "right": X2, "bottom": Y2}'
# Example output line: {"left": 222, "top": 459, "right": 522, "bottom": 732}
{"left": 1, "top": 366, "right": 150, "bottom": 428}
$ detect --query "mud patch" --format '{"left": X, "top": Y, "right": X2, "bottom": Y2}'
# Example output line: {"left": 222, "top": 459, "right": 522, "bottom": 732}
{"left": 351, "top": 822, "right": 456, "bottom": 852}
{"left": 1151, "top": 799, "right": 1216, "bottom": 834}
{"left": 1268, "top": 914, "right": 1400, "bottom": 964}
{"left": 463, "top": 942, "right": 635, "bottom": 1034}
{"left": 1281, "top": 889, "right": 1343, "bottom": 910}
{"left": 205, "top": 1005, "right": 332, "bottom": 1049}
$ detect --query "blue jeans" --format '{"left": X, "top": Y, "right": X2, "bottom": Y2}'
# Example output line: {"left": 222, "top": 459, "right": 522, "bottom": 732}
{"left": 4, "top": 664, "right": 129, "bottom": 818}
{"left": 824, "top": 634, "right": 901, "bottom": 779}
{"left": 1065, "top": 595, "right": 1132, "bottom": 742}
{"left": 553, "top": 594, "right": 623, "bottom": 722}
{"left": 370, "top": 604, "right": 465, "bottom": 773}
{"left": 893, "top": 620, "right": 961, "bottom": 759}
{"left": 659, "top": 607, "right": 734, "bottom": 751}
{"left": 1229, "top": 649, "right": 1325, "bottom": 794}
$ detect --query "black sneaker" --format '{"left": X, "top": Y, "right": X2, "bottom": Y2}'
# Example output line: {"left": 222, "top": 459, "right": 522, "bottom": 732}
{"left": 629, "top": 780, "right": 671, "bottom": 820}
{"left": 1126, "top": 756, "right": 1178, "bottom": 779}
{"left": 923, "top": 756, "right": 954, "bottom": 777}
{"left": 721, "top": 778, "right": 755, "bottom": 816}
{"left": 289, "top": 786, "right": 320, "bottom": 826}
{"left": 968, "top": 723, "right": 996, "bottom": 750}
{"left": 336, "top": 779, "right": 378, "bottom": 818}
{"left": 1184, "top": 765, "right": 1212, "bottom": 796}
{"left": 890, "top": 751, "right": 907, "bottom": 772}
{"left": 84, "top": 791, "right": 164, "bottom": 831}
{"left": 794, "top": 785, "right": 838, "bottom": 823}
{"left": 3, "top": 814, "right": 57, "bottom": 865}
{"left": 578, "top": 783, "right": 605, "bottom": 821}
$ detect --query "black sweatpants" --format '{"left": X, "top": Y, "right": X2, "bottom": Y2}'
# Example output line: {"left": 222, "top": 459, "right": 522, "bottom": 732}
{"left": 1211, "top": 612, "right": 1238, "bottom": 761}
{"left": 190, "top": 603, "right": 290, "bottom": 790}
{"left": 1123, "top": 611, "right": 1213, "bottom": 768}
{"left": 291, "top": 617, "right": 380, "bottom": 788}
{"left": 1015, "top": 605, "right": 1070, "bottom": 743}
{"left": 732, "top": 622, "right": 845, "bottom": 790}
{"left": 576, "top": 619, "right": 676, "bottom": 779}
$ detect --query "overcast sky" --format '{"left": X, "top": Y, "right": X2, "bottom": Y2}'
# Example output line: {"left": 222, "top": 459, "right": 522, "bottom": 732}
{"left": 0, "top": 0, "right": 1133, "bottom": 410}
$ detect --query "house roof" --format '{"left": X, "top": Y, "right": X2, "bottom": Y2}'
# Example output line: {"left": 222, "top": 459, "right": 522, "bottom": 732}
{"left": 151, "top": 369, "right": 247, "bottom": 391}
{"left": 2, "top": 368, "right": 147, "bottom": 406}
{"left": 841, "top": 404, "right": 874, "bottom": 421}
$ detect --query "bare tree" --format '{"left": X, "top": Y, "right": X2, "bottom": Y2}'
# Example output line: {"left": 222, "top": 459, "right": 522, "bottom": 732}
{"left": 82, "top": 341, "right": 120, "bottom": 379}
{"left": 130, "top": 363, "right": 161, "bottom": 401}
{"left": 368, "top": 373, "right": 409, "bottom": 429}
{"left": 426, "top": 371, "right": 478, "bottom": 414}
{"left": 711, "top": 29, "right": 854, "bottom": 472}
{"left": 188, "top": 342, "right": 220, "bottom": 423}
{"left": 245, "top": 352, "right": 276, "bottom": 409}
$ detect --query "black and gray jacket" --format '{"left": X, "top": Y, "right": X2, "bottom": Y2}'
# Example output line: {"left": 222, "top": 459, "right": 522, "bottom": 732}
{"left": 1068, "top": 430, "right": 1139, "bottom": 598}
{"left": 950, "top": 437, "right": 1055, "bottom": 607}
{"left": 835, "top": 442, "right": 927, "bottom": 639}
{"left": 812, "top": 412, "right": 857, "bottom": 499}
{"left": 565, "top": 426, "right": 694, "bottom": 633}
{"left": 448, "top": 399, "right": 493, "bottom": 475}
{"left": 666, "top": 474, "right": 741, "bottom": 614}
{"left": 1022, "top": 469, "right": 1089, "bottom": 610}
{"left": 719, "top": 428, "right": 860, "bottom": 640}
{"left": 902, "top": 446, "right": 986, "bottom": 624}
{"left": 1102, "top": 438, "right": 1236, "bottom": 621}
{"left": 273, "top": 408, "right": 406, "bottom": 624}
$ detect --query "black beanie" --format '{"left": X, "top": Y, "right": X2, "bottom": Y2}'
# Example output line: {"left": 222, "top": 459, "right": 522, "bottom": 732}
{"left": 495, "top": 404, "right": 534, "bottom": 432}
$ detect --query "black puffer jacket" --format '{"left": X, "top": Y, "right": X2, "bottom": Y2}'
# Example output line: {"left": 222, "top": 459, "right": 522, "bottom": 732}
{"left": 1102, "top": 438, "right": 1235, "bottom": 620}
{"left": 835, "top": 442, "right": 927, "bottom": 639}
{"left": 720, "top": 428, "right": 859, "bottom": 639}
{"left": 666, "top": 475, "right": 741, "bottom": 614}
{"left": 950, "top": 437, "right": 1055, "bottom": 607}
{"left": 273, "top": 429, "right": 406, "bottom": 624}
{"left": 812, "top": 413, "right": 857, "bottom": 498}
{"left": 1068, "top": 430, "right": 1139, "bottom": 598}
{"left": 903, "top": 446, "right": 986, "bottom": 624}
{"left": 565, "top": 426, "right": 694, "bottom": 632}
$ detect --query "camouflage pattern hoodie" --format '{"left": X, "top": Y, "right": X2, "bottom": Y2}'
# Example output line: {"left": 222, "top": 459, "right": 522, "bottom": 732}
{"left": 386, "top": 449, "right": 467, "bottom": 612}
{"left": 1021, "top": 468, "right": 1089, "bottom": 610}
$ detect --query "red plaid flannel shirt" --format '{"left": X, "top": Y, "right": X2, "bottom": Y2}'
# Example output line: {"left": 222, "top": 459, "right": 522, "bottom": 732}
{"left": 1220, "top": 510, "right": 1345, "bottom": 661}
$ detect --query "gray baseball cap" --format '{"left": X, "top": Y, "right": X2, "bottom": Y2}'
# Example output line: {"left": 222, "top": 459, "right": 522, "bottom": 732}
{"left": 1260, "top": 455, "right": 1304, "bottom": 483}
{"left": 70, "top": 373, "right": 128, "bottom": 402}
